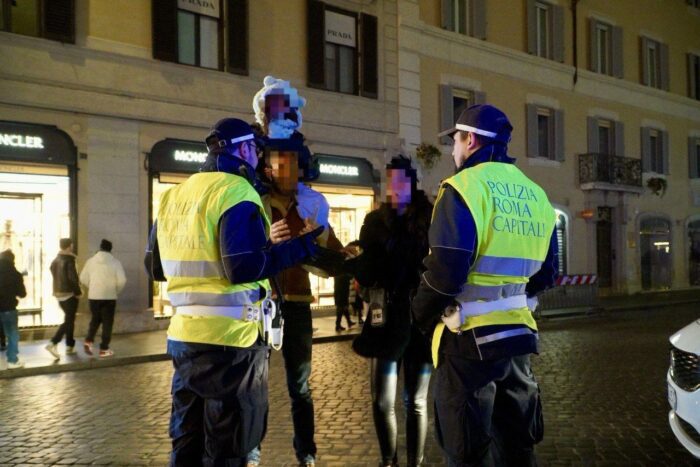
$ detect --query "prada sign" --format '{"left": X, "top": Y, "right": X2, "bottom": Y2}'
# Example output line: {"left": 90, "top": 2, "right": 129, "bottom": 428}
{"left": 178, "top": 0, "right": 220, "bottom": 18}
{"left": 325, "top": 10, "right": 356, "bottom": 48}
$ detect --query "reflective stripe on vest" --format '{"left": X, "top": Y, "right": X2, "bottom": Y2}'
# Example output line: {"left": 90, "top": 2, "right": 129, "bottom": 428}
{"left": 473, "top": 256, "right": 543, "bottom": 277}
{"left": 162, "top": 259, "right": 224, "bottom": 278}
{"left": 458, "top": 283, "right": 526, "bottom": 301}
{"left": 157, "top": 172, "right": 271, "bottom": 348}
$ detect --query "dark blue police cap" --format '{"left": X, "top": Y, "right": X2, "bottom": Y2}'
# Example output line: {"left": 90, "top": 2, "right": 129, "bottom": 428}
{"left": 438, "top": 104, "right": 513, "bottom": 144}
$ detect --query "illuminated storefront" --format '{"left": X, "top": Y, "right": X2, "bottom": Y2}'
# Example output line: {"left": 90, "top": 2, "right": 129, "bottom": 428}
{"left": 309, "top": 154, "right": 377, "bottom": 308}
{"left": 0, "top": 121, "right": 77, "bottom": 327}
{"left": 147, "top": 139, "right": 208, "bottom": 317}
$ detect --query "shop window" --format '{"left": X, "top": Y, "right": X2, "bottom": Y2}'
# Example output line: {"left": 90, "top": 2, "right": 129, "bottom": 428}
{"left": 440, "top": 0, "right": 486, "bottom": 39}
{"left": 688, "top": 219, "right": 700, "bottom": 286}
{"left": 0, "top": 0, "right": 74, "bottom": 43}
{"left": 640, "top": 216, "right": 672, "bottom": 290}
{"left": 526, "top": 104, "right": 565, "bottom": 161}
{"left": 152, "top": 0, "right": 248, "bottom": 74}
{"left": 689, "top": 137, "right": 700, "bottom": 179}
{"left": 641, "top": 127, "right": 668, "bottom": 174}
{"left": 439, "top": 85, "right": 486, "bottom": 144}
{"left": 527, "top": 0, "right": 564, "bottom": 62}
{"left": 688, "top": 53, "right": 700, "bottom": 100}
{"left": 589, "top": 19, "right": 623, "bottom": 78}
{"left": 554, "top": 209, "right": 568, "bottom": 275}
{"left": 640, "top": 36, "right": 669, "bottom": 90}
{"left": 307, "top": 1, "right": 377, "bottom": 98}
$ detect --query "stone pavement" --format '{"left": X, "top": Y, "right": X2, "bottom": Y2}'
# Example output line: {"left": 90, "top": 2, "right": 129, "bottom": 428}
{"left": 0, "top": 310, "right": 362, "bottom": 378}
{"left": 0, "top": 304, "right": 699, "bottom": 465}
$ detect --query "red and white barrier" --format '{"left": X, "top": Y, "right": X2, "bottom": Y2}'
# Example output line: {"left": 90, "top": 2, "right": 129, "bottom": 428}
{"left": 556, "top": 274, "right": 597, "bottom": 286}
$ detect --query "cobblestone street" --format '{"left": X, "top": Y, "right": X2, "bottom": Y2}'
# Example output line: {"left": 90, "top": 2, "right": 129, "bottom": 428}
{"left": 1, "top": 305, "right": 699, "bottom": 466}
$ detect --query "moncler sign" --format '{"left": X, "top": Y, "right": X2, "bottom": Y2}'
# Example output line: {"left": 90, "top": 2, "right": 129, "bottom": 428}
{"left": 325, "top": 10, "right": 356, "bottom": 48}
{"left": 177, "top": 0, "right": 220, "bottom": 18}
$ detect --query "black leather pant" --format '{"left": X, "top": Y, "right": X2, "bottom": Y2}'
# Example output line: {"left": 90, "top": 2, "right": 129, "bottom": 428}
{"left": 370, "top": 356, "right": 432, "bottom": 466}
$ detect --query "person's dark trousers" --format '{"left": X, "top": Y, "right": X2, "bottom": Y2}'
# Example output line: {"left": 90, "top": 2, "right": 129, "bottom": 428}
{"left": 85, "top": 300, "right": 116, "bottom": 350}
{"left": 433, "top": 353, "right": 543, "bottom": 467}
{"left": 167, "top": 340, "right": 269, "bottom": 467}
{"left": 335, "top": 305, "right": 352, "bottom": 328}
{"left": 281, "top": 301, "right": 317, "bottom": 462}
{"left": 50, "top": 296, "right": 78, "bottom": 347}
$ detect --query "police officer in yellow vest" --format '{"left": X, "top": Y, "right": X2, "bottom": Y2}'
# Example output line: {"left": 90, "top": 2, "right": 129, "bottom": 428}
{"left": 411, "top": 105, "right": 559, "bottom": 467}
{"left": 145, "top": 118, "right": 323, "bottom": 466}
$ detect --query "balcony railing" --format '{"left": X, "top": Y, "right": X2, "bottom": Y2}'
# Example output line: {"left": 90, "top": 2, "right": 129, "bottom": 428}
{"left": 578, "top": 153, "right": 642, "bottom": 190}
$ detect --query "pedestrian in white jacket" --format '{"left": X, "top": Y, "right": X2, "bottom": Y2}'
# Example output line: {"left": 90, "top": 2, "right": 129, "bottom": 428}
{"left": 80, "top": 239, "right": 126, "bottom": 357}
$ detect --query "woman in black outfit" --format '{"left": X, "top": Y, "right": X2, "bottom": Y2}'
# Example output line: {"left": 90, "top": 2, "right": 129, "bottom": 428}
{"left": 351, "top": 156, "right": 433, "bottom": 467}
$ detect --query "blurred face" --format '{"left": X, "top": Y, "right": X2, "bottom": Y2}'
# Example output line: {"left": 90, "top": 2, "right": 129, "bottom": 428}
{"left": 268, "top": 151, "right": 299, "bottom": 195}
{"left": 386, "top": 169, "right": 412, "bottom": 211}
{"left": 265, "top": 92, "right": 300, "bottom": 139}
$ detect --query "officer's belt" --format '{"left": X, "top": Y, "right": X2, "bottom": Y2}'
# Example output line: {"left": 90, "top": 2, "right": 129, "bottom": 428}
{"left": 175, "top": 304, "right": 262, "bottom": 321}
{"left": 457, "top": 294, "right": 528, "bottom": 318}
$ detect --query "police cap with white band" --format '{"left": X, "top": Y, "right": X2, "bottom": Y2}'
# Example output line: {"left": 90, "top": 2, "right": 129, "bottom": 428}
{"left": 205, "top": 118, "right": 256, "bottom": 153}
{"left": 438, "top": 104, "right": 513, "bottom": 144}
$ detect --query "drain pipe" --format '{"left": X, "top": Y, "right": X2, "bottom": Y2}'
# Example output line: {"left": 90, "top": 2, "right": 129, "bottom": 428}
{"left": 572, "top": 0, "right": 581, "bottom": 86}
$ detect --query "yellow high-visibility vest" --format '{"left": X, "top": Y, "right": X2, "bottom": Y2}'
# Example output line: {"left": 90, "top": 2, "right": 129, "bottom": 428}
{"left": 157, "top": 171, "right": 271, "bottom": 348}
{"left": 431, "top": 162, "right": 556, "bottom": 359}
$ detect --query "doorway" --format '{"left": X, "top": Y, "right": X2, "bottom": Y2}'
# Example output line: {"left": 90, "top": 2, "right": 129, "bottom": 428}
{"left": 596, "top": 207, "right": 613, "bottom": 288}
{"left": 640, "top": 217, "right": 672, "bottom": 290}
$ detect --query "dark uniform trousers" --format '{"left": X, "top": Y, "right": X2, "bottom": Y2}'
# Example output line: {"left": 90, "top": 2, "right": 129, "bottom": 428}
{"left": 433, "top": 352, "right": 543, "bottom": 467}
{"left": 168, "top": 340, "right": 269, "bottom": 467}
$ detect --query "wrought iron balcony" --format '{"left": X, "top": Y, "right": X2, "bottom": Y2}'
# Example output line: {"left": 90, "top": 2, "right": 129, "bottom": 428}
{"left": 578, "top": 153, "right": 643, "bottom": 192}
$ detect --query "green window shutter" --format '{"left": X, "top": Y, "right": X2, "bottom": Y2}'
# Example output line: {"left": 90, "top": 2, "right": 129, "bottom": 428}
{"left": 43, "top": 0, "right": 75, "bottom": 43}
{"left": 441, "top": 0, "right": 454, "bottom": 31}
{"left": 307, "top": 0, "right": 325, "bottom": 89}
{"left": 471, "top": 0, "right": 487, "bottom": 40}
{"left": 554, "top": 109, "right": 565, "bottom": 162}
{"left": 152, "top": 0, "right": 178, "bottom": 63}
{"left": 526, "top": 0, "right": 537, "bottom": 55}
{"left": 614, "top": 121, "right": 625, "bottom": 157}
{"left": 587, "top": 117, "right": 599, "bottom": 154}
{"left": 226, "top": 0, "right": 248, "bottom": 75}
{"left": 360, "top": 13, "right": 378, "bottom": 99}
{"left": 552, "top": 4, "right": 565, "bottom": 62}
{"left": 526, "top": 104, "right": 538, "bottom": 157}
{"left": 612, "top": 26, "right": 624, "bottom": 78}
{"left": 588, "top": 18, "right": 598, "bottom": 72}
{"left": 440, "top": 85, "right": 453, "bottom": 145}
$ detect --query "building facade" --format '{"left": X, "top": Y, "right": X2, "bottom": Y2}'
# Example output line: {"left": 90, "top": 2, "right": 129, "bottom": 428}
{"left": 399, "top": 0, "right": 700, "bottom": 295}
{"left": 0, "top": 0, "right": 400, "bottom": 330}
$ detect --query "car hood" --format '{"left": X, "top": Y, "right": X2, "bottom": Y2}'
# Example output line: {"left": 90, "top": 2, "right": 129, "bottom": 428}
{"left": 669, "top": 319, "right": 700, "bottom": 355}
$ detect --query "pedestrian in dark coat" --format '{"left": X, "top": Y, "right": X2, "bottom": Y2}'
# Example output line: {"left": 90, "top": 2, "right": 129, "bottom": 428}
{"left": 351, "top": 155, "right": 433, "bottom": 467}
{"left": 0, "top": 249, "right": 27, "bottom": 369}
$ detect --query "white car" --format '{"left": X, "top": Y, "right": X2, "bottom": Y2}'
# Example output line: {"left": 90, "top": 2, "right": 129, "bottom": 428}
{"left": 667, "top": 318, "right": 700, "bottom": 458}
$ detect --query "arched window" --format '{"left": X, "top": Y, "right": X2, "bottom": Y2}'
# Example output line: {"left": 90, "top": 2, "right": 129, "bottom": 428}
{"left": 688, "top": 219, "right": 700, "bottom": 286}
{"left": 639, "top": 216, "right": 672, "bottom": 290}
{"left": 554, "top": 209, "right": 568, "bottom": 275}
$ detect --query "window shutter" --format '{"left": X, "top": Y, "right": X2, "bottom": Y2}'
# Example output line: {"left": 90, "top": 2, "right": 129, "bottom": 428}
{"left": 641, "top": 127, "right": 651, "bottom": 172}
{"left": 689, "top": 137, "right": 699, "bottom": 179}
{"left": 526, "top": 104, "right": 539, "bottom": 157}
{"left": 226, "top": 0, "right": 248, "bottom": 75}
{"left": 307, "top": 0, "right": 325, "bottom": 88}
{"left": 152, "top": 0, "right": 178, "bottom": 62}
{"left": 526, "top": 0, "right": 537, "bottom": 55}
{"left": 554, "top": 109, "right": 565, "bottom": 162}
{"left": 660, "top": 42, "right": 670, "bottom": 91}
{"left": 640, "top": 37, "right": 649, "bottom": 86}
{"left": 43, "top": 0, "right": 75, "bottom": 43}
{"left": 689, "top": 54, "right": 697, "bottom": 99}
{"left": 552, "top": 5, "right": 565, "bottom": 62}
{"left": 441, "top": 0, "right": 454, "bottom": 30}
{"left": 471, "top": 0, "right": 487, "bottom": 40}
{"left": 588, "top": 19, "right": 598, "bottom": 72}
{"left": 440, "top": 85, "right": 454, "bottom": 145}
{"left": 473, "top": 91, "right": 487, "bottom": 105}
{"left": 612, "top": 26, "right": 624, "bottom": 78}
{"left": 587, "top": 117, "right": 599, "bottom": 154}
{"left": 614, "top": 121, "right": 625, "bottom": 156}
{"left": 360, "top": 13, "right": 378, "bottom": 99}
{"left": 662, "top": 130, "right": 670, "bottom": 174}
